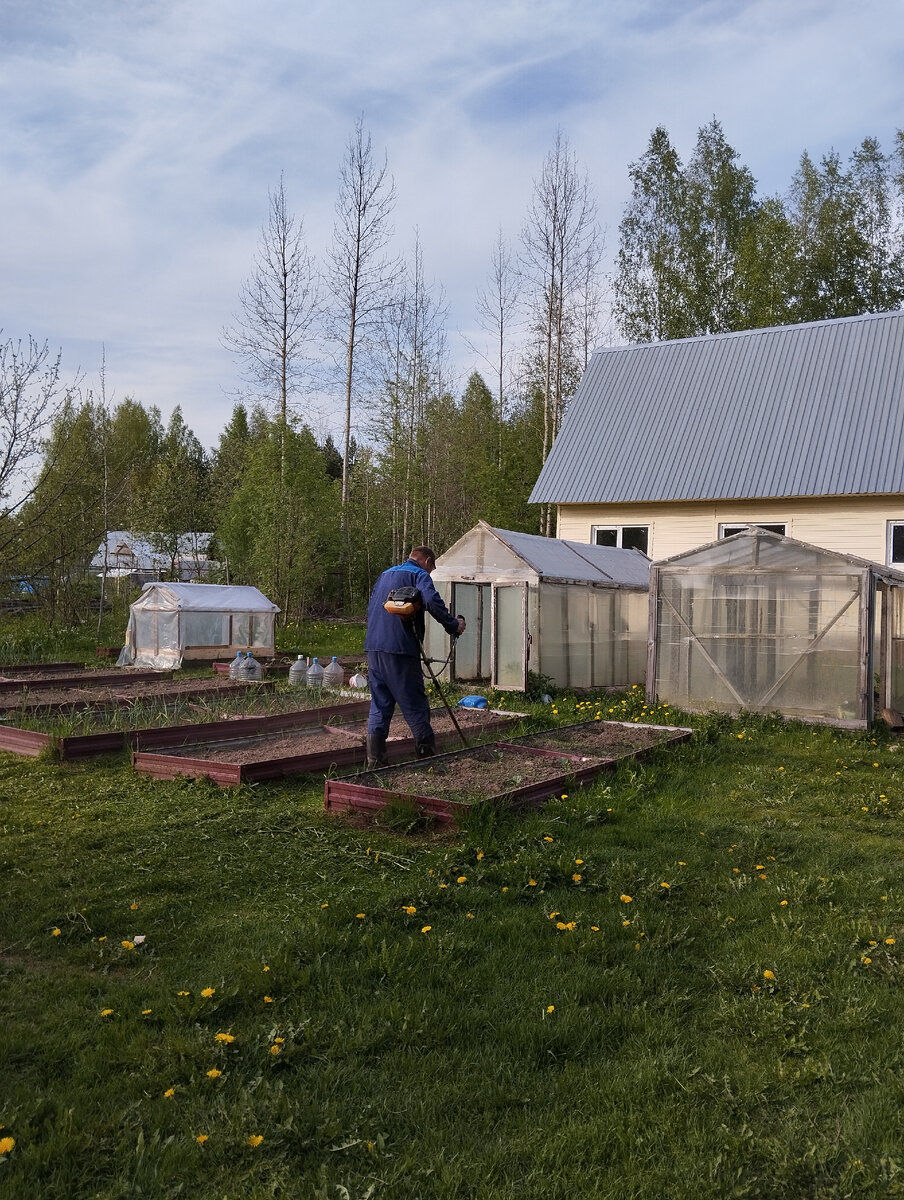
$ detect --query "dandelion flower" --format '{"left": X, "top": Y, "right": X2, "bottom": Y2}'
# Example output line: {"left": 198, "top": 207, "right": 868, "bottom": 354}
{"left": 780, "top": 900, "right": 788, "bottom": 907}
{"left": 402, "top": 905, "right": 416, "bottom": 915}
{"left": 270, "top": 1044, "right": 281, "bottom": 1055}
{"left": 660, "top": 882, "right": 670, "bottom": 889}
{"left": 130, "top": 902, "right": 139, "bottom": 911}
{"left": 456, "top": 875, "right": 467, "bottom": 883}
{"left": 0, "top": 1137, "right": 15, "bottom": 1154}
{"left": 575, "top": 859, "right": 584, "bottom": 865}
{"left": 528, "top": 879, "right": 537, "bottom": 887}
{"left": 206, "top": 1068, "right": 222, "bottom": 1079}
{"left": 356, "top": 913, "right": 366, "bottom": 919}
{"left": 620, "top": 894, "right": 632, "bottom": 903}
{"left": 421, "top": 926, "right": 432, "bottom": 933}
{"left": 100, "top": 1008, "right": 114, "bottom": 1017}
{"left": 622, "top": 920, "right": 631, "bottom": 926}
{"left": 121, "top": 940, "right": 135, "bottom": 951}
{"left": 543, "top": 836, "right": 554, "bottom": 843}
{"left": 476, "top": 850, "right": 484, "bottom": 860}
{"left": 262, "top": 965, "right": 270, "bottom": 971}
{"left": 142, "top": 1009, "right": 152, "bottom": 1015}
{"left": 466, "top": 913, "right": 474, "bottom": 919}
{"left": 548, "top": 911, "right": 560, "bottom": 919}
{"left": 263, "top": 996, "right": 273, "bottom": 1003}
{"left": 215, "top": 1033, "right": 235, "bottom": 1044}
{"left": 863, "top": 957, "right": 872, "bottom": 965}
{"left": 201, "top": 987, "right": 215, "bottom": 998}
{"left": 886, "top": 938, "right": 896, "bottom": 945}
{"left": 164, "top": 1087, "right": 175, "bottom": 1098}
{"left": 51, "top": 928, "right": 61, "bottom": 937}
{"left": 591, "top": 925, "right": 599, "bottom": 932}
{"left": 546, "top": 1005, "right": 555, "bottom": 1013}
{"left": 247, "top": 1134, "right": 263, "bottom": 1147}
{"left": 177, "top": 990, "right": 190, "bottom": 997}
{"left": 763, "top": 970, "right": 776, "bottom": 981}
{"left": 195, "top": 1134, "right": 208, "bottom": 1145}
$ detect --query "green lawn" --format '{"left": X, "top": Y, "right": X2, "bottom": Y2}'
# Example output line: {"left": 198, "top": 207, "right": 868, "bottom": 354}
{"left": 3, "top": 689, "right": 904, "bottom": 1199}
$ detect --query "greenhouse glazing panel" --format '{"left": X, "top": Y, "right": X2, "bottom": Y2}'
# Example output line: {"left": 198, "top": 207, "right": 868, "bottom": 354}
{"left": 494, "top": 585, "right": 526, "bottom": 690}
{"left": 890, "top": 588, "right": 904, "bottom": 711}
{"left": 655, "top": 571, "right": 864, "bottom": 720}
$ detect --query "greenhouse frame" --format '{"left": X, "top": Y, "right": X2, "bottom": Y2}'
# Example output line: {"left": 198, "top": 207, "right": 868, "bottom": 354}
{"left": 117, "top": 582, "right": 279, "bottom": 670}
{"left": 424, "top": 522, "right": 650, "bottom": 691}
{"left": 647, "top": 527, "right": 904, "bottom": 728}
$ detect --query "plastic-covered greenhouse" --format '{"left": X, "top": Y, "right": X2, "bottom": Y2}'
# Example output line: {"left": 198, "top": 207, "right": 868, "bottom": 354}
{"left": 647, "top": 527, "right": 904, "bottom": 728}
{"left": 117, "top": 583, "right": 279, "bottom": 670}
{"left": 424, "top": 522, "right": 650, "bottom": 691}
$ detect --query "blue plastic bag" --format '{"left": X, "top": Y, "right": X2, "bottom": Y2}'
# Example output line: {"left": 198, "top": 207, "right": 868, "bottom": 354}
{"left": 458, "top": 695, "right": 489, "bottom": 709}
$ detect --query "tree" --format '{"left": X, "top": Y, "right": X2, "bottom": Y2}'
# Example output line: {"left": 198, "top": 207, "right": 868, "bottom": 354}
{"left": 0, "top": 334, "right": 63, "bottom": 525}
{"left": 473, "top": 228, "right": 521, "bottom": 470}
{"left": 614, "top": 126, "right": 689, "bottom": 343}
{"left": 142, "top": 408, "right": 210, "bottom": 578}
{"left": 520, "top": 130, "right": 602, "bottom": 533}
{"left": 327, "top": 117, "right": 401, "bottom": 522}
{"left": 222, "top": 175, "right": 320, "bottom": 464}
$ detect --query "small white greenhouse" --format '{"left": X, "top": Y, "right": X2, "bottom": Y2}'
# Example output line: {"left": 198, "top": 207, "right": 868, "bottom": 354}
{"left": 117, "top": 582, "right": 280, "bottom": 670}
{"left": 424, "top": 522, "right": 650, "bottom": 691}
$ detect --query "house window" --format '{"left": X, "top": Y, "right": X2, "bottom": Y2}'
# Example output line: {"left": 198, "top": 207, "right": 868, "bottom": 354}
{"left": 887, "top": 521, "right": 904, "bottom": 565}
{"left": 719, "top": 523, "right": 786, "bottom": 539}
{"left": 592, "top": 525, "right": 649, "bottom": 555}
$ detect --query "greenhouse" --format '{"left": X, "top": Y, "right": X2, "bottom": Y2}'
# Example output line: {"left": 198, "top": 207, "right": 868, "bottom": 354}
{"left": 647, "top": 527, "right": 904, "bottom": 728}
{"left": 424, "top": 521, "right": 650, "bottom": 691}
{"left": 117, "top": 582, "right": 279, "bottom": 670}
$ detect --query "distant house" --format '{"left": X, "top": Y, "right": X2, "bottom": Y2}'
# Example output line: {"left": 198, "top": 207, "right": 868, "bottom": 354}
{"left": 91, "top": 532, "right": 218, "bottom": 585}
{"left": 529, "top": 310, "right": 904, "bottom": 566}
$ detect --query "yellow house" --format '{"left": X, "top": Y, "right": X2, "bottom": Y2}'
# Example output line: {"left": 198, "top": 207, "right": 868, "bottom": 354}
{"left": 530, "top": 310, "right": 904, "bottom": 566}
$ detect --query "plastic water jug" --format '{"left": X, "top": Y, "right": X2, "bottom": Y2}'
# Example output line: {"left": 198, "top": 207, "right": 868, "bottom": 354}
{"left": 322, "top": 656, "right": 344, "bottom": 689}
{"left": 228, "top": 650, "right": 244, "bottom": 680}
{"left": 306, "top": 657, "right": 325, "bottom": 692}
{"left": 243, "top": 652, "right": 263, "bottom": 681}
{"left": 288, "top": 655, "right": 307, "bottom": 687}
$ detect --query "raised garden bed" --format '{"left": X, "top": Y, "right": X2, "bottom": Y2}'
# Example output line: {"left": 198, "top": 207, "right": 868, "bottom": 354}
{"left": 324, "top": 741, "right": 611, "bottom": 828}
{"left": 324, "top": 719, "right": 694, "bottom": 829}
{"left": 509, "top": 718, "right": 693, "bottom": 759}
{"left": 0, "top": 661, "right": 84, "bottom": 674}
{"left": 132, "top": 707, "right": 526, "bottom": 786}
{"left": 0, "top": 668, "right": 165, "bottom": 693}
{"left": 0, "top": 696, "right": 371, "bottom": 761}
{"left": 0, "top": 676, "right": 274, "bottom": 719}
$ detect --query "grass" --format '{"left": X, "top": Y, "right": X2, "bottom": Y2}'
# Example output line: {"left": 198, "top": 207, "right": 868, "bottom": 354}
{"left": 3, "top": 687, "right": 904, "bottom": 1198}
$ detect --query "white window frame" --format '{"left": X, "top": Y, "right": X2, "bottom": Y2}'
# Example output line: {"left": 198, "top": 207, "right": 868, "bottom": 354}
{"left": 886, "top": 520, "right": 904, "bottom": 566}
{"left": 591, "top": 524, "right": 650, "bottom": 555}
{"left": 718, "top": 522, "right": 787, "bottom": 539}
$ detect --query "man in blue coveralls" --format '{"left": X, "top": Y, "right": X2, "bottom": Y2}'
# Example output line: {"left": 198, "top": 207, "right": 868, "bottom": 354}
{"left": 364, "top": 545, "right": 466, "bottom": 768}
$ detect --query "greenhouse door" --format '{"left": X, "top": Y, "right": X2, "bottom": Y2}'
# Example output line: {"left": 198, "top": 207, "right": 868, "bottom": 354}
{"left": 451, "top": 583, "right": 491, "bottom": 682}
{"left": 492, "top": 584, "right": 528, "bottom": 691}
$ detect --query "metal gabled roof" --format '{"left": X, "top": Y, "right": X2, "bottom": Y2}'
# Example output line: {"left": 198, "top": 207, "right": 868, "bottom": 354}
{"left": 529, "top": 310, "right": 904, "bottom": 505}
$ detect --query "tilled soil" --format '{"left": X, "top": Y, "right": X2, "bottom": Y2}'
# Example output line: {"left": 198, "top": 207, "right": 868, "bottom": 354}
{"left": 159, "top": 708, "right": 520, "bottom": 764}
{"left": 513, "top": 720, "right": 683, "bottom": 758}
{"left": 0, "top": 677, "right": 266, "bottom": 712}
{"left": 354, "top": 743, "right": 601, "bottom": 802}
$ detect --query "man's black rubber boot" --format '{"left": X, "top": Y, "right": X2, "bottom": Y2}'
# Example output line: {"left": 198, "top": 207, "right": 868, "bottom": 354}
{"left": 415, "top": 734, "right": 436, "bottom": 758}
{"left": 366, "top": 732, "right": 388, "bottom": 769}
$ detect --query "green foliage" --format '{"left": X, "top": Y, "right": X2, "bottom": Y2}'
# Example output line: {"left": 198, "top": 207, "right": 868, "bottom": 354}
{"left": 4, "top": 700, "right": 904, "bottom": 1197}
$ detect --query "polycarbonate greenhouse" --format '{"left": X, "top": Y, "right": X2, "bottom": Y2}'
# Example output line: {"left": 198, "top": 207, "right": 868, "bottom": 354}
{"left": 424, "top": 522, "right": 650, "bottom": 691}
{"left": 647, "top": 527, "right": 904, "bottom": 728}
{"left": 117, "top": 582, "right": 279, "bottom": 670}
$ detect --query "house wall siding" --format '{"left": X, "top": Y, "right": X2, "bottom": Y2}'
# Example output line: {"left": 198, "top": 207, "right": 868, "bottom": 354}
{"left": 556, "top": 496, "right": 904, "bottom": 564}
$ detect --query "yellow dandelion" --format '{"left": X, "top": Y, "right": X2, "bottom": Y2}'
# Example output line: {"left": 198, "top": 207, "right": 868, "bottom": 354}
{"left": 572, "top": 873, "right": 582, "bottom": 883}
{"left": 273, "top": 1037, "right": 284, "bottom": 1043}
{"left": 200, "top": 987, "right": 215, "bottom": 998}
{"left": 439, "top": 883, "right": 448, "bottom": 889}
{"left": 100, "top": 1008, "right": 114, "bottom": 1017}
{"left": 51, "top": 928, "right": 61, "bottom": 937}
{"left": 177, "top": 990, "right": 190, "bottom": 996}
{"left": 780, "top": 900, "right": 788, "bottom": 907}
{"left": 263, "top": 996, "right": 273, "bottom": 1003}
{"left": 620, "top": 894, "right": 632, "bottom": 903}
{"left": 575, "top": 859, "right": 584, "bottom": 865}
{"left": 130, "top": 902, "right": 139, "bottom": 911}
{"left": 543, "top": 836, "right": 554, "bottom": 843}
{"left": 863, "top": 956, "right": 872, "bottom": 964}
{"left": 402, "top": 904, "right": 416, "bottom": 914}
{"left": 421, "top": 925, "right": 432, "bottom": 933}
{"left": 196, "top": 1134, "right": 208, "bottom": 1145}
{"left": 98, "top": 936, "right": 107, "bottom": 942}
{"left": 546, "top": 1005, "right": 555, "bottom": 1013}
{"left": 622, "top": 919, "right": 631, "bottom": 926}
{"left": 206, "top": 1068, "right": 222, "bottom": 1079}
{"left": 466, "top": 912, "right": 474, "bottom": 919}
{"left": 886, "top": 937, "right": 896, "bottom": 945}
{"left": 456, "top": 875, "right": 467, "bottom": 883}
{"left": 660, "top": 882, "right": 670, "bottom": 889}
{"left": 164, "top": 1087, "right": 175, "bottom": 1098}
{"left": 121, "top": 940, "right": 135, "bottom": 950}
{"left": 548, "top": 911, "right": 560, "bottom": 919}
{"left": 215, "top": 1033, "right": 235, "bottom": 1044}
{"left": 763, "top": 969, "right": 776, "bottom": 981}
{"left": 142, "top": 1009, "right": 152, "bottom": 1015}
{"left": 247, "top": 1134, "right": 263, "bottom": 1147}
{"left": 476, "top": 850, "right": 484, "bottom": 860}
{"left": 262, "top": 965, "right": 270, "bottom": 972}
{"left": 528, "top": 879, "right": 537, "bottom": 887}
{"left": 356, "top": 912, "right": 366, "bottom": 919}
{"left": 0, "top": 1137, "right": 15, "bottom": 1154}
{"left": 270, "top": 1044, "right": 282, "bottom": 1055}
{"left": 591, "top": 925, "right": 599, "bottom": 931}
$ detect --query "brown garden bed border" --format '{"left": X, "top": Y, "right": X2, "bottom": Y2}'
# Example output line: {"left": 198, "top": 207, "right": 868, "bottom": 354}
{"left": 0, "top": 681, "right": 301, "bottom": 758}
{"left": 130, "top": 708, "right": 526, "bottom": 786}
{"left": 323, "top": 719, "right": 694, "bottom": 828}
{"left": 0, "top": 669, "right": 166, "bottom": 695}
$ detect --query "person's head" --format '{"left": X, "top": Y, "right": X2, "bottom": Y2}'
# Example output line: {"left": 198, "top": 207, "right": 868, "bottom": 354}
{"left": 410, "top": 545, "right": 437, "bottom": 573}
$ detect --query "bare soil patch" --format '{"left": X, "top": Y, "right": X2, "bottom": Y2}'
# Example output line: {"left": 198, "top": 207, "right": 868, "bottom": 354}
{"left": 355, "top": 744, "right": 599, "bottom": 803}
{"left": 0, "top": 677, "right": 261, "bottom": 713}
{"left": 162, "top": 707, "right": 518, "bottom": 765}
{"left": 514, "top": 720, "right": 683, "bottom": 759}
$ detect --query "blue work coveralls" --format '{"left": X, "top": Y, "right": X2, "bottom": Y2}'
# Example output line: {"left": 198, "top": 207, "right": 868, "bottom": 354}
{"left": 364, "top": 559, "right": 460, "bottom": 742}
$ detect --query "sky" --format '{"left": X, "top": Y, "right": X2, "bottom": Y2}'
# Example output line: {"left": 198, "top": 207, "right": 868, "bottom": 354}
{"left": 2, "top": 0, "right": 904, "bottom": 454}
